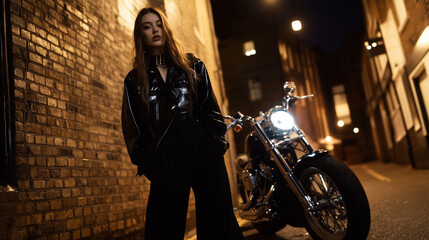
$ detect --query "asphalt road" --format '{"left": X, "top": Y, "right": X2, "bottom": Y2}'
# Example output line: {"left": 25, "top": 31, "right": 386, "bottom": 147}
{"left": 185, "top": 160, "right": 429, "bottom": 240}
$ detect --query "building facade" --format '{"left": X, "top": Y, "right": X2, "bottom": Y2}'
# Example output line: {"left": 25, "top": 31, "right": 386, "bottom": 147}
{"left": 0, "top": 0, "right": 230, "bottom": 239}
{"left": 360, "top": 0, "right": 429, "bottom": 168}
{"left": 319, "top": 29, "right": 376, "bottom": 164}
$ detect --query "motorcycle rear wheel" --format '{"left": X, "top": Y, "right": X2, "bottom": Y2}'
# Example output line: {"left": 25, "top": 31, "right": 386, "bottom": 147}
{"left": 295, "top": 154, "right": 370, "bottom": 240}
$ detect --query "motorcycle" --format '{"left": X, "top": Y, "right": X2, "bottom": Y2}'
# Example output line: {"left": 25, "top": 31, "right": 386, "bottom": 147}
{"left": 225, "top": 81, "right": 371, "bottom": 240}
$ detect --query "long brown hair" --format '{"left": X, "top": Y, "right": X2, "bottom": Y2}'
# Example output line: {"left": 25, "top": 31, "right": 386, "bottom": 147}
{"left": 133, "top": 7, "right": 196, "bottom": 109}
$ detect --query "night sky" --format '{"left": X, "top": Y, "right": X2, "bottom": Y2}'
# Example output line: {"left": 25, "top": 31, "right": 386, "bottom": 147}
{"left": 287, "top": 0, "right": 365, "bottom": 51}
{"left": 211, "top": 0, "right": 365, "bottom": 51}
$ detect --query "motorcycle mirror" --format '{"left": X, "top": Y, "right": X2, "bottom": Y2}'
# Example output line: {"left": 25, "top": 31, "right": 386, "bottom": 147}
{"left": 234, "top": 112, "right": 244, "bottom": 119}
{"left": 283, "top": 81, "right": 296, "bottom": 95}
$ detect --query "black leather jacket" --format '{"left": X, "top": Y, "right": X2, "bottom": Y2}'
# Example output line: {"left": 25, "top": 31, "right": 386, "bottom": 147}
{"left": 121, "top": 55, "right": 228, "bottom": 175}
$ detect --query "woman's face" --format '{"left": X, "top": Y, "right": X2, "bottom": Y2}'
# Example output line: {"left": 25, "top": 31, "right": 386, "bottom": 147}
{"left": 141, "top": 12, "right": 165, "bottom": 55}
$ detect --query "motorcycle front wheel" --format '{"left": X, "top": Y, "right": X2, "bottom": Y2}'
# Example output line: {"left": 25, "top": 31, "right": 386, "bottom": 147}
{"left": 295, "top": 154, "right": 370, "bottom": 240}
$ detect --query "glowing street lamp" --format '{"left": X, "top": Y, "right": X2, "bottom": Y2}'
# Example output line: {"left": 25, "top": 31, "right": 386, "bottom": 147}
{"left": 291, "top": 20, "right": 302, "bottom": 31}
{"left": 353, "top": 127, "right": 360, "bottom": 134}
{"left": 337, "top": 120, "right": 345, "bottom": 127}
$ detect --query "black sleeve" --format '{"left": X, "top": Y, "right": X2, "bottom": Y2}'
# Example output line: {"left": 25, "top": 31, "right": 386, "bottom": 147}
{"left": 121, "top": 70, "right": 152, "bottom": 174}
{"left": 193, "top": 58, "right": 229, "bottom": 154}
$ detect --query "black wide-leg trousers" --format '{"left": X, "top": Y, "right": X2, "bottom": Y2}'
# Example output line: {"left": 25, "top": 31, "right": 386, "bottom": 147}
{"left": 144, "top": 123, "right": 244, "bottom": 240}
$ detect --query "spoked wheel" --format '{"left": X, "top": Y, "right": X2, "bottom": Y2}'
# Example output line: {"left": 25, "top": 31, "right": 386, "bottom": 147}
{"left": 296, "top": 154, "right": 370, "bottom": 240}
{"left": 300, "top": 167, "right": 348, "bottom": 239}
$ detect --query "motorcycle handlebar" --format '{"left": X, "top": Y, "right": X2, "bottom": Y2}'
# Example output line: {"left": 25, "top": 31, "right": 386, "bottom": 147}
{"left": 297, "top": 94, "right": 314, "bottom": 99}
{"left": 225, "top": 94, "right": 313, "bottom": 130}
{"left": 225, "top": 111, "right": 253, "bottom": 131}
{"left": 285, "top": 94, "right": 314, "bottom": 108}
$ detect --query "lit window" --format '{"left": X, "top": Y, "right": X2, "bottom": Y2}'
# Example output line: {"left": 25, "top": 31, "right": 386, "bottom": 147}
{"left": 248, "top": 78, "right": 263, "bottom": 102}
{"left": 278, "top": 41, "right": 287, "bottom": 60}
{"left": 332, "top": 85, "right": 351, "bottom": 125}
{"left": 243, "top": 41, "right": 256, "bottom": 56}
{"left": 287, "top": 47, "right": 294, "bottom": 70}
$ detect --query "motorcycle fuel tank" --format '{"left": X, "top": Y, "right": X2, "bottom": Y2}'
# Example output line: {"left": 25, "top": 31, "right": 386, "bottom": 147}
{"left": 245, "top": 132, "right": 270, "bottom": 164}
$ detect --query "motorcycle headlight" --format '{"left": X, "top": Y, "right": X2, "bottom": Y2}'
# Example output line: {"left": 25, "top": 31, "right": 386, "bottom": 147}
{"left": 270, "top": 110, "right": 295, "bottom": 131}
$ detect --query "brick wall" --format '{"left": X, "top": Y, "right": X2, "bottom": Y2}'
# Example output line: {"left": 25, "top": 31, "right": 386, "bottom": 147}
{"left": 400, "top": 0, "right": 429, "bottom": 57}
{"left": 1, "top": 0, "right": 225, "bottom": 239}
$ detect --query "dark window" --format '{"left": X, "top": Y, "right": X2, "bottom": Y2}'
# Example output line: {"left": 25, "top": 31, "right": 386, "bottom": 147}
{"left": 248, "top": 78, "right": 263, "bottom": 102}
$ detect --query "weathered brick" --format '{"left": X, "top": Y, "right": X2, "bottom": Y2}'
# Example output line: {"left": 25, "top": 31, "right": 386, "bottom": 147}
{"left": 44, "top": 212, "right": 54, "bottom": 221}
{"left": 66, "top": 209, "right": 74, "bottom": 218}
{"left": 14, "top": 68, "right": 24, "bottom": 78}
{"left": 17, "top": 180, "right": 31, "bottom": 190}
{"left": 29, "top": 52, "right": 43, "bottom": 64}
{"left": 83, "top": 207, "right": 91, "bottom": 216}
{"left": 25, "top": 134, "right": 35, "bottom": 143}
{"left": 54, "top": 221, "right": 67, "bottom": 232}
{"left": 46, "top": 190, "right": 61, "bottom": 199}
{"left": 61, "top": 189, "right": 71, "bottom": 198}
{"left": 11, "top": 14, "right": 25, "bottom": 27}
{"left": 28, "top": 214, "right": 43, "bottom": 225}
{"left": 59, "top": 232, "right": 70, "bottom": 240}
{"left": 34, "top": 74, "right": 45, "bottom": 84}
{"left": 29, "top": 82, "right": 40, "bottom": 93}
{"left": 81, "top": 228, "right": 91, "bottom": 238}
{"left": 53, "top": 62, "right": 65, "bottom": 73}
{"left": 35, "top": 135, "right": 46, "bottom": 144}
{"left": 41, "top": 222, "right": 54, "bottom": 234}
{"left": 47, "top": 98, "right": 57, "bottom": 107}
{"left": 67, "top": 139, "right": 77, "bottom": 148}
{"left": 32, "top": 35, "right": 49, "bottom": 48}
{"left": 50, "top": 200, "right": 62, "bottom": 210}
{"left": 29, "top": 168, "right": 38, "bottom": 178}
{"left": 54, "top": 179, "right": 64, "bottom": 188}
{"left": 117, "top": 220, "right": 125, "bottom": 229}
{"left": 15, "top": 89, "right": 24, "bottom": 98}
{"left": 36, "top": 202, "right": 50, "bottom": 211}
{"left": 64, "top": 178, "right": 76, "bottom": 188}
{"left": 54, "top": 211, "right": 67, "bottom": 221}
{"left": 63, "top": 199, "right": 76, "bottom": 209}
{"left": 47, "top": 34, "right": 59, "bottom": 45}
{"left": 18, "top": 192, "right": 28, "bottom": 202}
{"left": 72, "top": 230, "right": 80, "bottom": 240}
{"left": 71, "top": 208, "right": 81, "bottom": 218}
{"left": 35, "top": 156, "right": 47, "bottom": 166}
{"left": 25, "top": 202, "right": 35, "bottom": 213}
{"left": 59, "top": 169, "right": 70, "bottom": 178}
{"left": 35, "top": 45, "right": 48, "bottom": 57}
{"left": 12, "top": 35, "right": 27, "bottom": 48}
{"left": 28, "top": 145, "right": 41, "bottom": 155}
{"left": 33, "top": 180, "right": 46, "bottom": 189}
{"left": 67, "top": 218, "right": 82, "bottom": 230}
{"left": 38, "top": 169, "right": 50, "bottom": 178}
{"left": 28, "top": 62, "right": 45, "bottom": 75}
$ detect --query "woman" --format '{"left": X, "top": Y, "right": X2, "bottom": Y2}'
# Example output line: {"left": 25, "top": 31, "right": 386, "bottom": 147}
{"left": 121, "top": 7, "right": 244, "bottom": 240}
